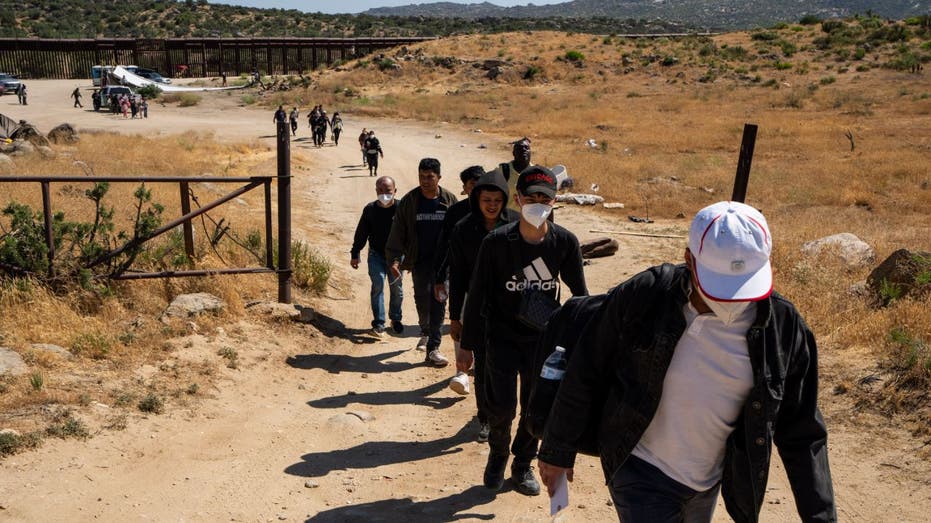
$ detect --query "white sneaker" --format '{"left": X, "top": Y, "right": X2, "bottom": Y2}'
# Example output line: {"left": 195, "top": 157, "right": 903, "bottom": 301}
{"left": 416, "top": 336, "right": 429, "bottom": 351}
{"left": 449, "top": 372, "right": 470, "bottom": 395}
{"left": 427, "top": 349, "right": 449, "bottom": 368}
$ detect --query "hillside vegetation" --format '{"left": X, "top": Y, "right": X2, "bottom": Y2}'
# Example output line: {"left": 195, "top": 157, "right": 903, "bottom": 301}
{"left": 0, "top": 0, "right": 689, "bottom": 39}
{"left": 368, "top": 0, "right": 930, "bottom": 31}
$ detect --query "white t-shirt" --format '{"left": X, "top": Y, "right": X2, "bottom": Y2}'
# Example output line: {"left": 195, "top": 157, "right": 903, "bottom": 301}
{"left": 631, "top": 299, "right": 756, "bottom": 491}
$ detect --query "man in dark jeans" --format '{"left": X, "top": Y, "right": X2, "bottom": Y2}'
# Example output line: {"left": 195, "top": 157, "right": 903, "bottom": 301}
{"left": 386, "top": 158, "right": 458, "bottom": 367}
{"left": 350, "top": 176, "right": 403, "bottom": 337}
{"left": 538, "top": 201, "right": 836, "bottom": 522}
{"left": 459, "top": 166, "right": 587, "bottom": 497}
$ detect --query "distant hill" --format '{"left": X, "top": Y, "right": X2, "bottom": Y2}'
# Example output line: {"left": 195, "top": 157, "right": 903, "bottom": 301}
{"left": 365, "top": 1, "right": 930, "bottom": 30}
{"left": 0, "top": 0, "right": 692, "bottom": 39}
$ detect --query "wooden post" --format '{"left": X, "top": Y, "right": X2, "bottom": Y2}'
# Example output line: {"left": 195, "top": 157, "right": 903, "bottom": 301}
{"left": 731, "top": 123, "right": 758, "bottom": 203}
{"left": 41, "top": 182, "right": 55, "bottom": 277}
{"left": 179, "top": 182, "right": 195, "bottom": 260}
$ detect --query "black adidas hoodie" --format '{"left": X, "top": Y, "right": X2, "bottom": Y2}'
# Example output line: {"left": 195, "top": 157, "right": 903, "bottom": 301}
{"left": 460, "top": 211, "right": 588, "bottom": 349}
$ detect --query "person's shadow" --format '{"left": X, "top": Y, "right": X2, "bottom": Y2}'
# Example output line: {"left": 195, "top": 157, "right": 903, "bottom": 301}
{"left": 310, "top": 311, "right": 379, "bottom": 344}
{"left": 304, "top": 486, "right": 498, "bottom": 522}
{"left": 308, "top": 379, "right": 463, "bottom": 409}
{"left": 286, "top": 349, "right": 418, "bottom": 374}
{"left": 284, "top": 421, "right": 476, "bottom": 479}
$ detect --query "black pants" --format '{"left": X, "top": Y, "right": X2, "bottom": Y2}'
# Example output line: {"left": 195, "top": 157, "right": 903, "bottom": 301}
{"left": 483, "top": 334, "right": 538, "bottom": 469}
{"left": 474, "top": 346, "right": 488, "bottom": 424}
{"left": 366, "top": 153, "right": 379, "bottom": 175}
{"left": 411, "top": 267, "right": 445, "bottom": 352}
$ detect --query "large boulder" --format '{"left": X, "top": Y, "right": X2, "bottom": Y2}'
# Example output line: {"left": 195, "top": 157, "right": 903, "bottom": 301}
{"left": 801, "top": 233, "right": 875, "bottom": 268}
{"left": 866, "top": 249, "right": 931, "bottom": 306}
{"left": 0, "top": 347, "right": 27, "bottom": 376}
{"left": 163, "top": 293, "right": 226, "bottom": 318}
{"left": 9, "top": 122, "right": 50, "bottom": 147}
{"left": 0, "top": 153, "right": 13, "bottom": 172}
{"left": 47, "top": 123, "right": 79, "bottom": 144}
{"left": 8, "top": 139, "right": 34, "bottom": 157}
{"left": 580, "top": 237, "right": 619, "bottom": 259}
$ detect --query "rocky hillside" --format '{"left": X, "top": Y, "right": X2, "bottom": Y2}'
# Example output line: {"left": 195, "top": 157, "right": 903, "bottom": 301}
{"left": 366, "top": 0, "right": 931, "bottom": 31}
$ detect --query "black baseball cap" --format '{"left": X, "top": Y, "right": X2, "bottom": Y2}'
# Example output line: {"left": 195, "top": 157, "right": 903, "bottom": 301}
{"left": 516, "top": 166, "right": 557, "bottom": 199}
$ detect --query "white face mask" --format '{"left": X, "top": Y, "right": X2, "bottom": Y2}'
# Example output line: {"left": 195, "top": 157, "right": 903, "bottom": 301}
{"left": 521, "top": 203, "right": 552, "bottom": 228}
{"left": 697, "top": 285, "right": 752, "bottom": 326}
{"left": 377, "top": 193, "right": 395, "bottom": 206}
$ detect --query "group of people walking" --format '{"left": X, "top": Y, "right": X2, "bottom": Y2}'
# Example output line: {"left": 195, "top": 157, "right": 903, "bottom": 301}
{"left": 348, "top": 134, "right": 837, "bottom": 522}
{"left": 273, "top": 104, "right": 342, "bottom": 146}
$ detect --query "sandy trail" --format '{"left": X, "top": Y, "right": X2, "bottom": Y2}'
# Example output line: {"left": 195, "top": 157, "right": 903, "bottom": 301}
{"left": 0, "top": 80, "right": 929, "bottom": 522}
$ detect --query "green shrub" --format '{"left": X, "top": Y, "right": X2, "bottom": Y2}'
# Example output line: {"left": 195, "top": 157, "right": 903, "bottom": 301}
{"left": 779, "top": 40, "right": 797, "bottom": 57}
{"left": 241, "top": 94, "right": 256, "bottom": 105}
{"left": 290, "top": 240, "right": 331, "bottom": 293}
{"left": 523, "top": 65, "right": 542, "bottom": 80}
{"left": 751, "top": 31, "right": 779, "bottom": 41}
{"left": 71, "top": 332, "right": 112, "bottom": 359}
{"left": 376, "top": 57, "right": 398, "bottom": 71}
{"left": 136, "top": 84, "right": 162, "bottom": 99}
{"left": 564, "top": 50, "right": 585, "bottom": 62}
{"left": 177, "top": 93, "right": 201, "bottom": 107}
{"left": 138, "top": 393, "right": 164, "bottom": 414}
{"left": 819, "top": 75, "right": 836, "bottom": 85}
{"left": 799, "top": 14, "right": 822, "bottom": 25}
{"left": 774, "top": 61, "right": 793, "bottom": 70}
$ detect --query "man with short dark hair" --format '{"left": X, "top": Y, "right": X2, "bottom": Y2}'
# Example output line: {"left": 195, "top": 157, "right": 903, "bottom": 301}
{"left": 538, "top": 201, "right": 836, "bottom": 522}
{"left": 491, "top": 137, "right": 533, "bottom": 211}
{"left": 364, "top": 131, "right": 383, "bottom": 177}
{"left": 386, "top": 158, "right": 458, "bottom": 367}
{"left": 273, "top": 105, "right": 286, "bottom": 125}
{"left": 459, "top": 165, "right": 587, "bottom": 497}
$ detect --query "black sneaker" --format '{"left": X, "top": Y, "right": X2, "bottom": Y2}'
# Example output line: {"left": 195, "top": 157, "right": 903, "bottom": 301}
{"left": 483, "top": 454, "right": 508, "bottom": 491}
{"left": 477, "top": 422, "right": 490, "bottom": 443}
{"left": 391, "top": 320, "right": 404, "bottom": 334}
{"left": 511, "top": 466, "right": 541, "bottom": 496}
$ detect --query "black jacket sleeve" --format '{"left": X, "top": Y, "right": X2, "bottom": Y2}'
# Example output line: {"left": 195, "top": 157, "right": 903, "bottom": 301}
{"left": 350, "top": 205, "right": 371, "bottom": 259}
{"left": 447, "top": 223, "right": 468, "bottom": 321}
{"left": 560, "top": 232, "right": 588, "bottom": 297}
{"left": 774, "top": 309, "right": 837, "bottom": 521}
{"left": 460, "top": 234, "right": 494, "bottom": 351}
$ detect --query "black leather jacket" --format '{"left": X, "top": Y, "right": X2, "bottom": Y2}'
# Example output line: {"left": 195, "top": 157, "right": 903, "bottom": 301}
{"left": 538, "top": 263, "right": 836, "bottom": 523}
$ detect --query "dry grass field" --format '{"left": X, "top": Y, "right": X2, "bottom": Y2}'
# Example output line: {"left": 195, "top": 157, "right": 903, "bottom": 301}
{"left": 1, "top": 17, "right": 930, "bottom": 462}
{"left": 274, "top": 21, "right": 931, "bottom": 435}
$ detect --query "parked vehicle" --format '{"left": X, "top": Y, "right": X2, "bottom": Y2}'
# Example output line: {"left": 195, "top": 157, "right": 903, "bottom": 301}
{"left": 134, "top": 68, "right": 171, "bottom": 84}
{"left": 91, "top": 65, "right": 137, "bottom": 86}
{"left": 99, "top": 85, "right": 135, "bottom": 99}
{"left": 0, "top": 73, "right": 22, "bottom": 95}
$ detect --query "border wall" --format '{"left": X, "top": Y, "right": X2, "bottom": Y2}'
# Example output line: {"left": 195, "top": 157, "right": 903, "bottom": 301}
{"left": 0, "top": 37, "right": 432, "bottom": 79}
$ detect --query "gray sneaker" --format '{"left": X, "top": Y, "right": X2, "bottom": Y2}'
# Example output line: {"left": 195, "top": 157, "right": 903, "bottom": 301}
{"left": 426, "top": 349, "right": 449, "bottom": 368}
{"left": 415, "top": 335, "right": 429, "bottom": 351}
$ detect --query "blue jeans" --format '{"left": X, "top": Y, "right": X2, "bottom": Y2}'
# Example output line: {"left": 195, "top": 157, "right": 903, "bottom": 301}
{"left": 367, "top": 252, "right": 402, "bottom": 328}
{"left": 609, "top": 455, "right": 720, "bottom": 523}
{"left": 411, "top": 267, "right": 445, "bottom": 351}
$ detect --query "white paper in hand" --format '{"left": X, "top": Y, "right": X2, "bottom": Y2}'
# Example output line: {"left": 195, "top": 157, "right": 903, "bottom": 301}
{"left": 550, "top": 471, "right": 569, "bottom": 516}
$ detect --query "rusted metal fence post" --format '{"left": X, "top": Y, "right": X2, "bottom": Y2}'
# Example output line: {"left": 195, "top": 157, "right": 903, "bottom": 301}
{"left": 264, "top": 179, "right": 274, "bottom": 269}
{"left": 276, "top": 121, "right": 292, "bottom": 304}
{"left": 179, "top": 181, "right": 195, "bottom": 259}
{"left": 41, "top": 181, "right": 54, "bottom": 277}
{"left": 732, "top": 123, "right": 758, "bottom": 203}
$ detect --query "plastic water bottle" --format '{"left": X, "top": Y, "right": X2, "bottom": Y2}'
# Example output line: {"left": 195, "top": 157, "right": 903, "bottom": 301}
{"left": 540, "top": 346, "right": 568, "bottom": 380}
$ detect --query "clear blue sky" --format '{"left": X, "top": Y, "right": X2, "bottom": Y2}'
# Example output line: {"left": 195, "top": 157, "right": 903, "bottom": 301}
{"left": 209, "top": 1, "right": 565, "bottom": 15}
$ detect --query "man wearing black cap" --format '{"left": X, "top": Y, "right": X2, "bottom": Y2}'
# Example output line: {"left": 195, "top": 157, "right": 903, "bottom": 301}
{"left": 459, "top": 165, "right": 587, "bottom": 496}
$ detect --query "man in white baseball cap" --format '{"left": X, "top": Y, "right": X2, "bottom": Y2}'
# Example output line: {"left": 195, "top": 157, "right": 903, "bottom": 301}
{"left": 538, "top": 201, "right": 836, "bottom": 522}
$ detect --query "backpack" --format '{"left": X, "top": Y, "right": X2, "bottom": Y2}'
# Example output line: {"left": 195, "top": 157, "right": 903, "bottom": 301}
{"left": 522, "top": 292, "right": 609, "bottom": 456}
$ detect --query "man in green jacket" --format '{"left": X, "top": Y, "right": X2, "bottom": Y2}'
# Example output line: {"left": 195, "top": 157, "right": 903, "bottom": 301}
{"left": 386, "top": 158, "right": 458, "bottom": 366}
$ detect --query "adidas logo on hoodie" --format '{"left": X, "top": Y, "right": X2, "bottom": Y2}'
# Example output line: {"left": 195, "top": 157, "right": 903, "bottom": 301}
{"left": 506, "top": 257, "right": 559, "bottom": 292}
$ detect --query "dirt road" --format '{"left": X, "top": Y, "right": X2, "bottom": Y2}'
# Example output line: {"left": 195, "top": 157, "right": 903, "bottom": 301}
{"left": 1, "top": 81, "right": 929, "bottom": 522}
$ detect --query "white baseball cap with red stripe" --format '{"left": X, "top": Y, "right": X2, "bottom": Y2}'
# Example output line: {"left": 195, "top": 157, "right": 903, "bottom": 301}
{"left": 688, "top": 201, "right": 773, "bottom": 302}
